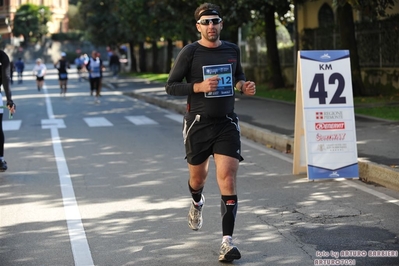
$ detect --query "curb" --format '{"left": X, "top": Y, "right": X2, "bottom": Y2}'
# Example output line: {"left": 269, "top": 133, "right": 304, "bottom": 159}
{"left": 358, "top": 161, "right": 399, "bottom": 190}
{"left": 105, "top": 81, "right": 399, "bottom": 192}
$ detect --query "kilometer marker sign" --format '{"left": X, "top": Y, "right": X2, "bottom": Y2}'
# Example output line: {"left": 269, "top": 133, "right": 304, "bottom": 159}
{"left": 293, "top": 50, "right": 359, "bottom": 180}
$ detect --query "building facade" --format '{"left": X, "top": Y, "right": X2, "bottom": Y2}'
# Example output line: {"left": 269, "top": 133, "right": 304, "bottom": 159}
{"left": 0, "top": 0, "right": 68, "bottom": 41}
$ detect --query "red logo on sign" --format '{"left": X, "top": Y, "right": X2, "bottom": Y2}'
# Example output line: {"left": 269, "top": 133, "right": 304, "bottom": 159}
{"left": 315, "top": 122, "right": 345, "bottom": 130}
{"left": 316, "top": 112, "right": 324, "bottom": 119}
{"left": 316, "top": 133, "right": 346, "bottom": 141}
{"left": 315, "top": 111, "right": 344, "bottom": 120}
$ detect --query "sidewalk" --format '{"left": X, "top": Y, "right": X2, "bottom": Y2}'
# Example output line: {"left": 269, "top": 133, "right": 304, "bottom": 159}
{"left": 101, "top": 75, "right": 399, "bottom": 191}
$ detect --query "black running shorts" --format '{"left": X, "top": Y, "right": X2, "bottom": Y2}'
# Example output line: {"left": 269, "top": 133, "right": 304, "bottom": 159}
{"left": 183, "top": 113, "right": 243, "bottom": 165}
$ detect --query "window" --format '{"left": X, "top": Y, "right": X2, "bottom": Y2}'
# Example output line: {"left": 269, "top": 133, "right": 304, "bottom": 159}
{"left": 318, "top": 3, "right": 335, "bottom": 28}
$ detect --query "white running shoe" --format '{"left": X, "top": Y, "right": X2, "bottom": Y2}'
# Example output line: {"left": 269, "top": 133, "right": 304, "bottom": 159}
{"left": 219, "top": 237, "right": 241, "bottom": 262}
{"left": 188, "top": 194, "right": 205, "bottom": 230}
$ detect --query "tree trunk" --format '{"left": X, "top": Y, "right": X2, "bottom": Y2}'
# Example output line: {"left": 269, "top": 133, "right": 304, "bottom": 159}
{"left": 139, "top": 41, "right": 146, "bottom": 72}
{"left": 264, "top": 4, "right": 285, "bottom": 88}
{"left": 337, "top": 3, "right": 365, "bottom": 96}
{"left": 152, "top": 40, "right": 159, "bottom": 73}
{"left": 227, "top": 26, "right": 239, "bottom": 44}
{"left": 128, "top": 41, "right": 137, "bottom": 72}
{"left": 166, "top": 38, "right": 173, "bottom": 73}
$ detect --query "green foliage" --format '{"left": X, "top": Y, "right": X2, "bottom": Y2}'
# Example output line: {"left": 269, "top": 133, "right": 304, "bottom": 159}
{"left": 79, "top": 0, "right": 124, "bottom": 46}
{"left": 130, "top": 72, "right": 169, "bottom": 83}
{"left": 77, "top": 0, "right": 293, "bottom": 46}
{"left": 51, "top": 32, "right": 85, "bottom": 41}
{"left": 12, "top": 4, "right": 51, "bottom": 45}
{"left": 355, "top": 106, "right": 399, "bottom": 120}
{"left": 68, "top": 3, "right": 85, "bottom": 31}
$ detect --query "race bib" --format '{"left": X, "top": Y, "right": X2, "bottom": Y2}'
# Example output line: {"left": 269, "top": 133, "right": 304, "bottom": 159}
{"left": 202, "top": 64, "right": 233, "bottom": 98}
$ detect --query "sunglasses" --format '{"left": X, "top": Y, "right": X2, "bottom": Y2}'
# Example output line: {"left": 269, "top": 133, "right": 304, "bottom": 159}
{"left": 197, "top": 18, "right": 223, "bottom": 25}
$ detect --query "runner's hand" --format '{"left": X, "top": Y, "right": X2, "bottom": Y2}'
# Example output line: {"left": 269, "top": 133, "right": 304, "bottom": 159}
{"left": 242, "top": 81, "right": 256, "bottom": 95}
{"left": 6, "top": 100, "right": 16, "bottom": 114}
{"left": 194, "top": 75, "right": 221, "bottom": 93}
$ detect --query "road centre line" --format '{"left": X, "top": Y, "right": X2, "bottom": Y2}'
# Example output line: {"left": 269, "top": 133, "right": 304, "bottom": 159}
{"left": 43, "top": 86, "right": 94, "bottom": 265}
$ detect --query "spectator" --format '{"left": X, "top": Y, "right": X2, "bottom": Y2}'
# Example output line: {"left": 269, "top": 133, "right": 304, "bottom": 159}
{"left": 109, "top": 51, "right": 120, "bottom": 79}
{"left": 15, "top": 57, "right": 25, "bottom": 84}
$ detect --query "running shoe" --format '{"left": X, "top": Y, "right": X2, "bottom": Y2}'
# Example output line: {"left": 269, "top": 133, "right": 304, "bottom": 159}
{"left": 219, "top": 237, "right": 241, "bottom": 262}
{"left": 0, "top": 159, "right": 7, "bottom": 172}
{"left": 188, "top": 194, "right": 205, "bottom": 230}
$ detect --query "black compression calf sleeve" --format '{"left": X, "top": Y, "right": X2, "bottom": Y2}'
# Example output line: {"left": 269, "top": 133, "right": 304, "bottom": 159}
{"left": 221, "top": 195, "right": 238, "bottom": 236}
{"left": 188, "top": 180, "right": 203, "bottom": 203}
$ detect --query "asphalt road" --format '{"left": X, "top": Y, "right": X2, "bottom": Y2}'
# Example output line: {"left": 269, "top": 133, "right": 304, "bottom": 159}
{"left": 0, "top": 67, "right": 398, "bottom": 266}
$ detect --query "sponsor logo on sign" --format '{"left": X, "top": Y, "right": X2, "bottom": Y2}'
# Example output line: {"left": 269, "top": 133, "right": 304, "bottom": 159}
{"left": 320, "top": 53, "right": 331, "bottom": 59}
{"left": 329, "top": 171, "right": 340, "bottom": 177}
{"left": 316, "top": 143, "right": 348, "bottom": 152}
{"left": 315, "top": 111, "right": 343, "bottom": 120}
{"left": 315, "top": 122, "right": 345, "bottom": 130}
{"left": 316, "top": 133, "right": 346, "bottom": 141}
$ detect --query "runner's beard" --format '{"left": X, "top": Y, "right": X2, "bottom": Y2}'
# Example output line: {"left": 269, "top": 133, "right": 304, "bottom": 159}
{"left": 204, "top": 31, "right": 219, "bottom": 42}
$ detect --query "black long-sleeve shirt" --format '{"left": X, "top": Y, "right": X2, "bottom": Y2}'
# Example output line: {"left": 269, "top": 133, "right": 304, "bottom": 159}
{"left": 0, "top": 50, "right": 12, "bottom": 102}
{"left": 166, "top": 41, "right": 245, "bottom": 118}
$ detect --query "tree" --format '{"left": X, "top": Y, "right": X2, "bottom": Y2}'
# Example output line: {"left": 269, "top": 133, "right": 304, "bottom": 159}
{"left": 263, "top": 3, "right": 286, "bottom": 88}
{"left": 336, "top": 3, "right": 364, "bottom": 96}
{"left": 12, "top": 4, "right": 51, "bottom": 46}
{"left": 68, "top": 3, "right": 84, "bottom": 31}
{"left": 117, "top": 0, "right": 151, "bottom": 72}
{"left": 155, "top": 0, "right": 199, "bottom": 72}
{"left": 76, "top": 0, "right": 292, "bottom": 78}
{"left": 80, "top": 0, "right": 125, "bottom": 47}
{"left": 242, "top": 0, "right": 292, "bottom": 89}
{"left": 79, "top": 0, "right": 155, "bottom": 72}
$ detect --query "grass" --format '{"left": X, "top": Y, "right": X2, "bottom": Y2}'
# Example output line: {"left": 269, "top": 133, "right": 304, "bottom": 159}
{"left": 129, "top": 73, "right": 399, "bottom": 121}
{"left": 354, "top": 106, "right": 399, "bottom": 120}
{"left": 129, "top": 73, "right": 169, "bottom": 83}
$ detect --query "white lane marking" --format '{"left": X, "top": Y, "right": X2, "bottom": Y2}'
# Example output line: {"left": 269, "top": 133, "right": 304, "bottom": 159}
{"left": 3, "top": 120, "right": 22, "bottom": 131}
{"left": 241, "top": 137, "right": 399, "bottom": 206}
{"left": 126, "top": 115, "right": 158, "bottom": 125}
{"left": 43, "top": 86, "right": 94, "bottom": 265}
{"left": 42, "top": 119, "right": 66, "bottom": 129}
{"left": 165, "top": 114, "right": 183, "bottom": 123}
{"left": 340, "top": 180, "right": 399, "bottom": 206}
{"left": 84, "top": 117, "right": 113, "bottom": 127}
{"left": 241, "top": 138, "right": 292, "bottom": 163}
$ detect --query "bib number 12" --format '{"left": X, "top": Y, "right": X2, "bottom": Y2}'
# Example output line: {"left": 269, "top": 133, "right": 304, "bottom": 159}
{"left": 309, "top": 73, "right": 346, "bottom": 104}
